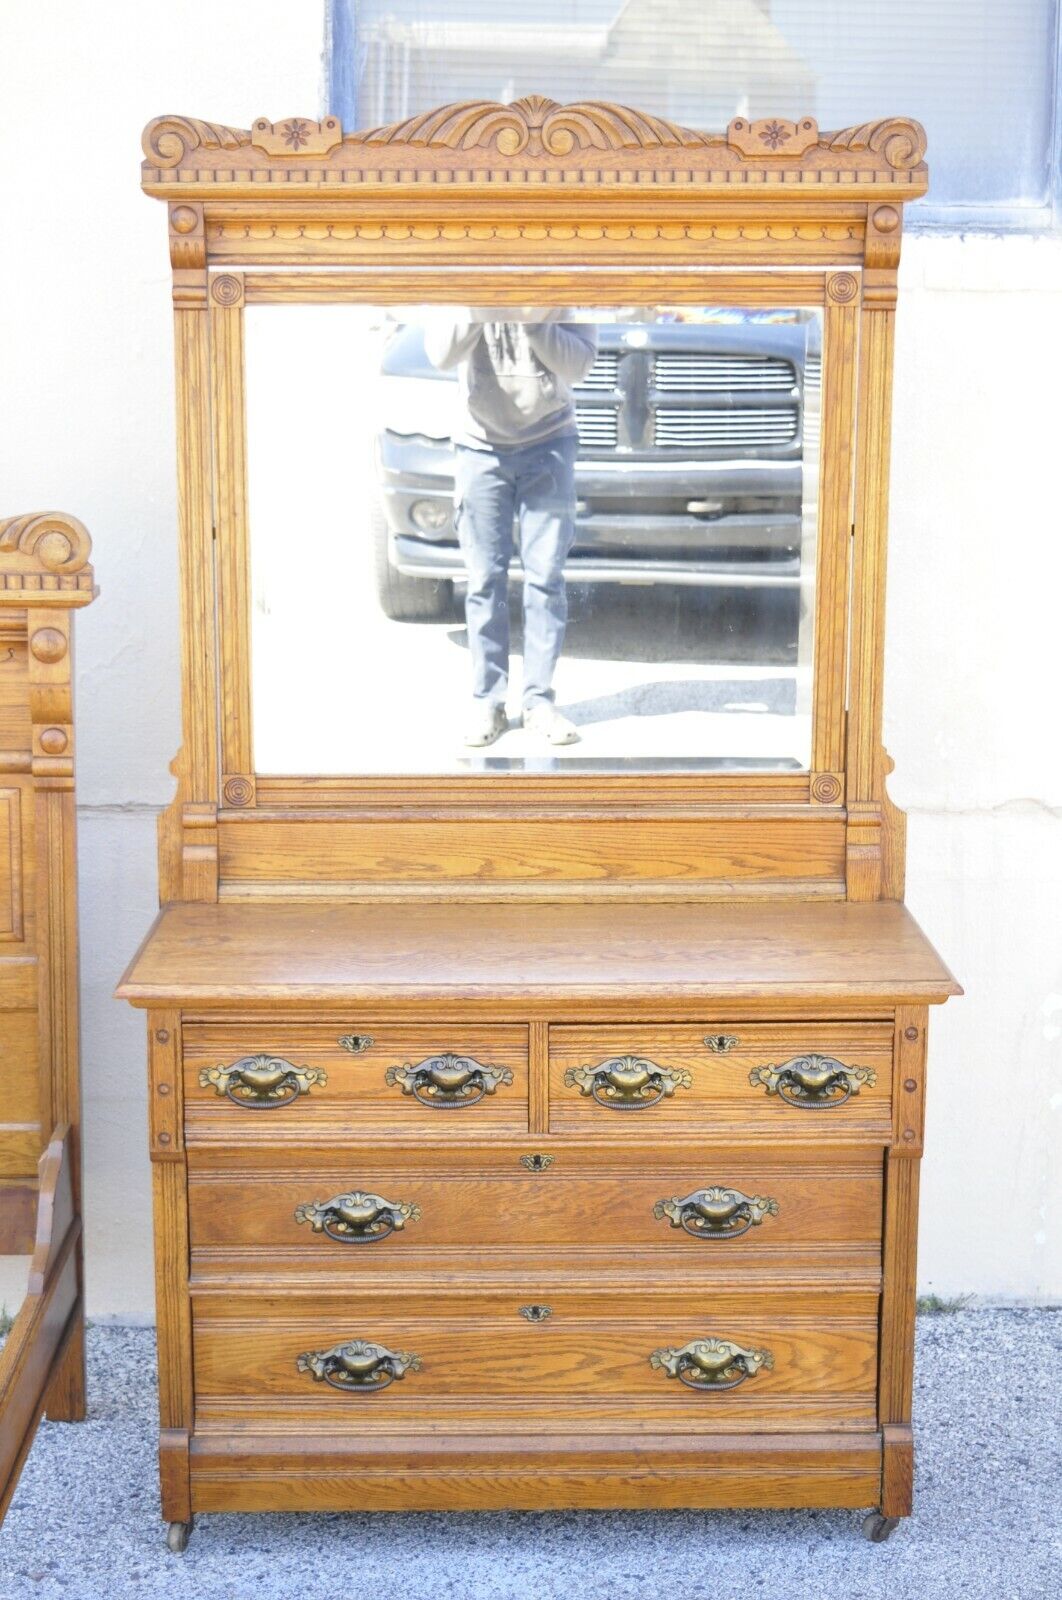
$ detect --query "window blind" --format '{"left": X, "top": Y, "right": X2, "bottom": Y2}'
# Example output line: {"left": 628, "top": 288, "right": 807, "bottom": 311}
{"left": 330, "top": 1, "right": 1059, "bottom": 224}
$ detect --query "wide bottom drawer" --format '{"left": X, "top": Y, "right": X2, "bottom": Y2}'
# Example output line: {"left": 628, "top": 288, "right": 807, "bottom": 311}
{"left": 192, "top": 1285, "right": 879, "bottom": 1434}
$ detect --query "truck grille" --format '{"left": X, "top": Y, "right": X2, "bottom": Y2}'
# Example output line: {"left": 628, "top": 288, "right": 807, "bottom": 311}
{"left": 653, "top": 352, "right": 795, "bottom": 391}
{"left": 653, "top": 407, "right": 798, "bottom": 449}
{"left": 575, "top": 406, "right": 619, "bottom": 447}
{"left": 580, "top": 351, "right": 620, "bottom": 390}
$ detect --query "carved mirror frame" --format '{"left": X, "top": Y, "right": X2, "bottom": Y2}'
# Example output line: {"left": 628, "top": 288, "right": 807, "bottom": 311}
{"left": 141, "top": 101, "right": 926, "bottom": 907}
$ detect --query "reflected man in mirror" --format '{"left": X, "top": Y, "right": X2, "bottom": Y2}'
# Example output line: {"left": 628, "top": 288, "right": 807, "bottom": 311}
{"left": 425, "top": 310, "right": 598, "bottom": 747}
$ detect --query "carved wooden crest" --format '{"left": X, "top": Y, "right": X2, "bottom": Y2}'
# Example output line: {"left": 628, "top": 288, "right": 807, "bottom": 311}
{"left": 360, "top": 95, "right": 717, "bottom": 155}
{"left": 142, "top": 100, "right": 928, "bottom": 189}
{"left": 0, "top": 513, "right": 96, "bottom": 602}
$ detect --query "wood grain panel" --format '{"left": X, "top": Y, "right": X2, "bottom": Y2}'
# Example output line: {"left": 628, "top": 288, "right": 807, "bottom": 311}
{"left": 549, "top": 1023, "right": 894, "bottom": 1140}
{"left": 0, "top": 787, "right": 23, "bottom": 939}
{"left": 192, "top": 1289, "right": 879, "bottom": 1432}
{"left": 217, "top": 815, "right": 846, "bottom": 894}
{"left": 0, "top": 1009, "right": 41, "bottom": 1123}
{"left": 187, "top": 1156, "right": 883, "bottom": 1268}
{"left": 189, "top": 1429, "right": 882, "bottom": 1513}
{"left": 182, "top": 1023, "right": 529, "bottom": 1140}
{"left": 117, "top": 900, "right": 961, "bottom": 1009}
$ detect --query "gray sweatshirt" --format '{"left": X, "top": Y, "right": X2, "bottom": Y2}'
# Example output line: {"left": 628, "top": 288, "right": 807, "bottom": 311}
{"left": 423, "top": 310, "right": 598, "bottom": 450}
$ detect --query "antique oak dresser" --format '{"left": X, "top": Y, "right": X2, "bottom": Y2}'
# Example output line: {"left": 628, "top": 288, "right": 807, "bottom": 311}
{"left": 118, "top": 101, "right": 958, "bottom": 1551}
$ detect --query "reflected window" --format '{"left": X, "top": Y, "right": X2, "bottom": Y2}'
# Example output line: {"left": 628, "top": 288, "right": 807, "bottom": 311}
{"left": 329, "top": 0, "right": 1059, "bottom": 227}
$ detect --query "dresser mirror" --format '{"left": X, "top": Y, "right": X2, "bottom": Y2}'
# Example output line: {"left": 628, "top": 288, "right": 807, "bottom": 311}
{"left": 245, "top": 300, "right": 822, "bottom": 775}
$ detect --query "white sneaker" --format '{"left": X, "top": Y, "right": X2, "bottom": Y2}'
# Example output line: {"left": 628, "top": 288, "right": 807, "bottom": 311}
{"left": 463, "top": 702, "right": 508, "bottom": 747}
{"left": 523, "top": 703, "right": 580, "bottom": 745}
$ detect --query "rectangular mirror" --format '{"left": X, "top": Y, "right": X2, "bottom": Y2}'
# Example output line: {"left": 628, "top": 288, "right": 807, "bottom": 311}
{"left": 246, "top": 302, "right": 822, "bottom": 775}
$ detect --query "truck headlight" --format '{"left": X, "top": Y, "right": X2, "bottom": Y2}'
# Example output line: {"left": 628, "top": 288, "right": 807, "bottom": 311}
{"left": 410, "top": 499, "right": 450, "bottom": 533}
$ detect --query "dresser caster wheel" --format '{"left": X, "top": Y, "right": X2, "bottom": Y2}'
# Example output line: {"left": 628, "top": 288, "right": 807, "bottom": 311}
{"left": 862, "top": 1511, "right": 900, "bottom": 1543}
{"left": 166, "top": 1518, "right": 194, "bottom": 1553}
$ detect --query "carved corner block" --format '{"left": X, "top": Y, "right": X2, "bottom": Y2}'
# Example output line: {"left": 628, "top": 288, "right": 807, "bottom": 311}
{"left": 826, "top": 271, "right": 860, "bottom": 306}
{"left": 169, "top": 203, "right": 207, "bottom": 306}
{"left": 210, "top": 273, "right": 244, "bottom": 309}
{"left": 221, "top": 774, "right": 256, "bottom": 809}
{"left": 727, "top": 116, "right": 818, "bottom": 158}
{"left": 251, "top": 116, "right": 343, "bottom": 157}
{"left": 809, "top": 772, "right": 844, "bottom": 807}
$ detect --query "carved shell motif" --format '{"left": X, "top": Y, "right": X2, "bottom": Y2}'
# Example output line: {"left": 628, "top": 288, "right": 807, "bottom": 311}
{"left": 0, "top": 512, "right": 93, "bottom": 576}
{"left": 826, "top": 118, "right": 927, "bottom": 172}
{"left": 143, "top": 116, "right": 252, "bottom": 168}
{"left": 361, "top": 94, "right": 717, "bottom": 156}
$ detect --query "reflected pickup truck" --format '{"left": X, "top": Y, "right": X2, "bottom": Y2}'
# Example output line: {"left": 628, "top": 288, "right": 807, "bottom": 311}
{"left": 370, "top": 318, "right": 817, "bottom": 620}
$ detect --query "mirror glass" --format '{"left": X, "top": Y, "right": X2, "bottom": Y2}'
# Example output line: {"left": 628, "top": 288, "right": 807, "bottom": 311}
{"left": 246, "top": 302, "right": 821, "bottom": 774}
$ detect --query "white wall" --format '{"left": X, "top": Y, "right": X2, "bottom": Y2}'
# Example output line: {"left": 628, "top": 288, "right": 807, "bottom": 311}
{"left": 0, "top": 6, "right": 1058, "bottom": 1317}
{"left": 0, "top": 0, "right": 326, "bottom": 1319}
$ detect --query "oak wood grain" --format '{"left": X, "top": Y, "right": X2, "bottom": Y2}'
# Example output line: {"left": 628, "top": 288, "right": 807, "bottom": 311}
{"left": 549, "top": 1022, "right": 894, "bottom": 1141}
{"left": 118, "top": 900, "right": 960, "bottom": 1007}
{"left": 186, "top": 1155, "right": 883, "bottom": 1259}
{"left": 182, "top": 1023, "right": 529, "bottom": 1139}
{"left": 188, "top": 1429, "right": 882, "bottom": 1513}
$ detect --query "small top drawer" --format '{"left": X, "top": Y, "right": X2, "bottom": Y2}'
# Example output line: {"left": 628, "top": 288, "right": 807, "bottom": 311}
{"left": 549, "top": 1024, "right": 894, "bottom": 1140}
{"left": 182, "top": 1022, "right": 528, "bottom": 1142}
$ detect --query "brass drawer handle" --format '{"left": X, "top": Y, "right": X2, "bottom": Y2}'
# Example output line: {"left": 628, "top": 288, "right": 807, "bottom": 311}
{"left": 703, "top": 1034, "right": 739, "bottom": 1054}
{"left": 199, "top": 1053, "right": 326, "bottom": 1108}
{"left": 294, "top": 1191, "right": 421, "bottom": 1244}
{"left": 749, "top": 1052, "right": 876, "bottom": 1109}
{"left": 651, "top": 1338, "right": 773, "bottom": 1391}
{"left": 520, "top": 1304, "right": 552, "bottom": 1323}
{"left": 337, "top": 1033, "right": 374, "bottom": 1054}
{"left": 654, "top": 1187, "right": 779, "bottom": 1240}
{"left": 296, "top": 1339, "right": 420, "bottom": 1393}
{"left": 521, "top": 1153, "right": 554, "bottom": 1172}
{"left": 564, "top": 1055, "right": 692, "bottom": 1110}
{"left": 385, "top": 1052, "right": 513, "bottom": 1108}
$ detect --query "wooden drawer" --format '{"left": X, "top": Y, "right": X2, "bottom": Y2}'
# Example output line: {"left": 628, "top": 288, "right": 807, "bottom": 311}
{"left": 549, "top": 1023, "right": 894, "bottom": 1140}
{"left": 186, "top": 1145, "right": 883, "bottom": 1283}
{"left": 191, "top": 1284, "right": 879, "bottom": 1433}
{"left": 181, "top": 1022, "right": 529, "bottom": 1140}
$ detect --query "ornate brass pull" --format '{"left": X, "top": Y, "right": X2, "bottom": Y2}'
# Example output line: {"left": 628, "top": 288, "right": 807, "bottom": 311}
{"left": 749, "top": 1052, "right": 876, "bottom": 1109}
{"left": 703, "top": 1034, "right": 739, "bottom": 1054}
{"left": 385, "top": 1052, "right": 513, "bottom": 1108}
{"left": 293, "top": 1191, "right": 421, "bottom": 1244}
{"left": 296, "top": 1339, "right": 419, "bottom": 1393}
{"left": 199, "top": 1053, "right": 326, "bottom": 1108}
{"left": 654, "top": 1187, "right": 779, "bottom": 1240}
{"left": 521, "top": 1153, "right": 554, "bottom": 1172}
{"left": 563, "top": 1055, "right": 692, "bottom": 1110}
{"left": 520, "top": 1304, "right": 552, "bottom": 1323}
{"left": 337, "top": 1034, "right": 374, "bottom": 1054}
{"left": 651, "top": 1338, "right": 773, "bottom": 1391}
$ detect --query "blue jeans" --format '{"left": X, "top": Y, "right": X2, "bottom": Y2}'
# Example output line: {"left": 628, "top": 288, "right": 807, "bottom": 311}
{"left": 454, "top": 434, "right": 577, "bottom": 709}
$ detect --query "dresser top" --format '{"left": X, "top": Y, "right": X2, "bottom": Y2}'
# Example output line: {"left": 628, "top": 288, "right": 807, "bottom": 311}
{"left": 117, "top": 900, "right": 959, "bottom": 1010}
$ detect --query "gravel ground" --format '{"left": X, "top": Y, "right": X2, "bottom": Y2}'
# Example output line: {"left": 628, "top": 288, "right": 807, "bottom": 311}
{"left": 0, "top": 1311, "right": 1059, "bottom": 1600}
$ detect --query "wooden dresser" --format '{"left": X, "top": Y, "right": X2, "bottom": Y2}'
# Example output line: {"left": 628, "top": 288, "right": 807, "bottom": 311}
{"left": 119, "top": 101, "right": 958, "bottom": 1549}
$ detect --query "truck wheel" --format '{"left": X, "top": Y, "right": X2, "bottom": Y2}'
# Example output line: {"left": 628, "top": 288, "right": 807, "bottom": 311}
{"left": 370, "top": 501, "right": 454, "bottom": 622}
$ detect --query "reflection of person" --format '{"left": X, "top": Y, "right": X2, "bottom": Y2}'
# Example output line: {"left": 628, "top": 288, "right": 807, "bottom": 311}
{"left": 424, "top": 309, "right": 598, "bottom": 747}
